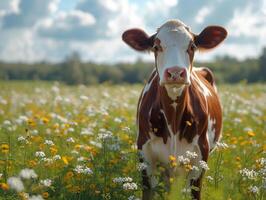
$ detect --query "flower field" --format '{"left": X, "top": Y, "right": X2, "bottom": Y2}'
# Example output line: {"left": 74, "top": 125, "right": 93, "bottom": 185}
{"left": 0, "top": 81, "right": 265, "bottom": 200}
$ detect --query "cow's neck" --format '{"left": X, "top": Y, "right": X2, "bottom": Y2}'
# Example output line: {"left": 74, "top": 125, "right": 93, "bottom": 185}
{"left": 159, "top": 85, "right": 189, "bottom": 135}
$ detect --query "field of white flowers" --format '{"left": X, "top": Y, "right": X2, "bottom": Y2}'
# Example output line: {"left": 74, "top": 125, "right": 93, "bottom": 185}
{"left": 0, "top": 81, "right": 265, "bottom": 200}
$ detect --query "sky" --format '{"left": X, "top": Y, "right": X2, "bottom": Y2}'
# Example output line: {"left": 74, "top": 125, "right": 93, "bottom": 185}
{"left": 0, "top": 0, "right": 265, "bottom": 63}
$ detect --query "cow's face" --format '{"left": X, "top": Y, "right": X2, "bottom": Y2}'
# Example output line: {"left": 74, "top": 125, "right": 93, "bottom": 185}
{"left": 153, "top": 20, "right": 194, "bottom": 86}
{"left": 122, "top": 19, "right": 227, "bottom": 89}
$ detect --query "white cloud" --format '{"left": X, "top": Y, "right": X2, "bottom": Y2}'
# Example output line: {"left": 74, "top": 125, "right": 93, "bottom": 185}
{"left": 0, "top": 0, "right": 265, "bottom": 63}
{"left": 195, "top": 6, "right": 213, "bottom": 24}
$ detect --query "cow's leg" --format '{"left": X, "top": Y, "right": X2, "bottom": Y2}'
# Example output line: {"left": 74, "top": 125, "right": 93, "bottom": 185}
{"left": 139, "top": 152, "right": 154, "bottom": 200}
{"left": 188, "top": 134, "right": 209, "bottom": 200}
{"left": 141, "top": 168, "right": 152, "bottom": 200}
{"left": 189, "top": 170, "right": 204, "bottom": 200}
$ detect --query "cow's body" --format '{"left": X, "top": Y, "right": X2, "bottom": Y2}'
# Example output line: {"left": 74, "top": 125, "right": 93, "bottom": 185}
{"left": 122, "top": 19, "right": 227, "bottom": 200}
{"left": 137, "top": 67, "right": 222, "bottom": 199}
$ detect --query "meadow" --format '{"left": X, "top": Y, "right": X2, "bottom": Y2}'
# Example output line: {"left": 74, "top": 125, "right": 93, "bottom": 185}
{"left": 0, "top": 81, "right": 265, "bottom": 200}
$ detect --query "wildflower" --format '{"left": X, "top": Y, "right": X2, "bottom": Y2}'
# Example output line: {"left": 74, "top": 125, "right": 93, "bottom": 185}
{"left": 0, "top": 183, "right": 9, "bottom": 191}
{"left": 114, "top": 117, "right": 122, "bottom": 123}
{"left": 29, "top": 194, "right": 44, "bottom": 200}
{"left": 53, "top": 155, "right": 61, "bottom": 160}
{"left": 42, "top": 192, "right": 49, "bottom": 199}
{"left": 216, "top": 142, "right": 229, "bottom": 149}
{"left": 35, "top": 151, "right": 46, "bottom": 158}
{"left": 185, "top": 151, "right": 198, "bottom": 159}
{"left": 77, "top": 157, "right": 85, "bottom": 162}
{"left": 65, "top": 171, "right": 74, "bottom": 179}
{"left": 248, "top": 185, "right": 259, "bottom": 194}
{"left": 41, "top": 117, "right": 49, "bottom": 124}
{"left": 31, "top": 130, "right": 39, "bottom": 135}
{"left": 73, "top": 165, "right": 93, "bottom": 175}
{"left": 18, "top": 136, "right": 27, "bottom": 142}
{"left": 19, "top": 168, "right": 38, "bottom": 179}
{"left": 191, "top": 166, "right": 199, "bottom": 171}
{"left": 178, "top": 156, "right": 190, "bottom": 165}
{"left": 90, "top": 141, "right": 102, "bottom": 148}
{"left": 113, "top": 177, "right": 133, "bottom": 183}
{"left": 181, "top": 187, "right": 191, "bottom": 194}
{"left": 62, "top": 156, "right": 69, "bottom": 165}
{"left": 122, "top": 182, "right": 138, "bottom": 190}
{"left": 66, "top": 137, "right": 75, "bottom": 143}
{"left": 122, "top": 127, "right": 131, "bottom": 132}
{"left": 1, "top": 144, "right": 9, "bottom": 154}
{"left": 169, "top": 155, "right": 176, "bottom": 162}
{"left": 80, "top": 95, "right": 89, "bottom": 100}
{"left": 247, "top": 131, "right": 255, "bottom": 137}
{"left": 40, "top": 179, "right": 52, "bottom": 187}
{"left": 50, "top": 147, "right": 58, "bottom": 155}
{"left": 7, "top": 177, "right": 24, "bottom": 192}
{"left": 137, "top": 163, "right": 148, "bottom": 171}
{"left": 206, "top": 176, "right": 214, "bottom": 182}
{"left": 3, "top": 120, "right": 11, "bottom": 127}
{"left": 28, "top": 160, "right": 37, "bottom": 168}
{"left": 44, "top": 140, "right": 54, "bottom": 146}
{"left": 256, "top": 158, "right": 266, "bottom": 166}
{"left": 240, "top": 168, "right": 258, "bottom": 180}
{"left": 71, "top": 150, "right": 79, "bottom": 155}
{"left": 97, "top": 129, "right": 113, "bottom": 140}
{"left": 199, "top": 160, "right": 209, "bottom": 170}
{"left": 80, "top": 127, "right": 94, "bottom": 136}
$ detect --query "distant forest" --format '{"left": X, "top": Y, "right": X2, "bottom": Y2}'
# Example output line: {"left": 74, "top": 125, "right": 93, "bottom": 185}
{"left": 0, "top": 47, "right": 265, "bottom": 85}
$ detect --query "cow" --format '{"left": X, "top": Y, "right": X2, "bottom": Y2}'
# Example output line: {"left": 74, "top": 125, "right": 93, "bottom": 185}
{"left": 122, "top": 19, "right": 227, "bottom": 200}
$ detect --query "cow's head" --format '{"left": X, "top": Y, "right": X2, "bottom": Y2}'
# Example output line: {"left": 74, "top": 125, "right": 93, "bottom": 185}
{"left": 122, "top": 19, "right": 227, "bottom": 88}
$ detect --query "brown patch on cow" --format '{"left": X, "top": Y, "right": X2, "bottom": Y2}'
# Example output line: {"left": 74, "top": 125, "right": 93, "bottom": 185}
{"left": 137, "top": 67, "right": 222, "bottom": 153}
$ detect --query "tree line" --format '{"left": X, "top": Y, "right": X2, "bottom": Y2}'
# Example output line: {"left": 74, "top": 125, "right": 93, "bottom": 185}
{"left": 0, "top": 48, "right": 265, "bottom": 85}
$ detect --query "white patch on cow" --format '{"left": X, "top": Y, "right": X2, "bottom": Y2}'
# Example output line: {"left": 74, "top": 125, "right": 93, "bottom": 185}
{"left": 155, "top": 20, "right": 193, "bottom": 85}
{"left": 207, "top": 115, "right": 216, "bottom": 150}
{"left": 143, "top": 69, "right": 156, "bottom": 95}
{"left": 192, "top": 68, "right": 212, "bottom": 98}
{"left": 165, "top": 84, "right": 185, "bottom": 100}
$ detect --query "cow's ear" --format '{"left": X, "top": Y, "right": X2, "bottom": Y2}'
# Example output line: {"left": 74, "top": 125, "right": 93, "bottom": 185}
{"left": 122, "top": 28, "right": 154, "bottom": 51}
{"left": 194, "top": 26, "right": 227, "bottom": 50}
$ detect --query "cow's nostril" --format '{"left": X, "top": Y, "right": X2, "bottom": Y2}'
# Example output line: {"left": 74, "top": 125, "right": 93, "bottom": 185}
{"left": 179, "top": 69, "right": 186, "bottom": 78}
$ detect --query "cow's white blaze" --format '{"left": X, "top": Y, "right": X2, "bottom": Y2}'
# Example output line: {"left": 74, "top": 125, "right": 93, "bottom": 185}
{"left": 155, "top": 20, "right": 193, "bottom": 86}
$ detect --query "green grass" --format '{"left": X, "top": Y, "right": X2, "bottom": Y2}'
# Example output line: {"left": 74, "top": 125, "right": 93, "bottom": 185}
{"left": 0, "top": 81, "right": 265, "bottom": 200}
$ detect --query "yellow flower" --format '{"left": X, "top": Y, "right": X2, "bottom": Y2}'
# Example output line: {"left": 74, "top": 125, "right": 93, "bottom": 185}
{"left": 62, "top": 156, "right": 69, "bottom": 165}
{"left": 169, "top": 155, "right": 176, "bottom": 162}
{"left": 28, "top": 160, "right": 37, "bottom": 168}
{"left": 18, "top": 192, "right": 28, "bottom": 200}
{"left": 247, "top": 131, "right": 255, "bottom": 137}
{"left": 1, "top": 144, "right": 9, "bottom": 154}
{"left": 42, "top": 117, "right": 49, "bottom": 124}
{"left": 50, "top": 147, "right": 58, "bottom": 155}
{"left": 65, "top": 171, "right": 74, "bottom": 179}
{"left": 27, "top": 118, "right": 36, "bottom": 127}
{"left": 185, "top": 164, "right": 192, "bottom": 172}
{"left": 235, "top": 156, "right": 241, "bottom": 162}
{"left": 42, "top": 192, "right": 49, "bottom": 198}
{"left": 0, "top": 183, "right": 9, "bottom": 191}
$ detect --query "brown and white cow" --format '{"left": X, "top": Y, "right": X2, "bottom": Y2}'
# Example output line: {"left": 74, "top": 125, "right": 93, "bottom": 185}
{"left": 122, "top": 19, "right": 227, "bottom": 200}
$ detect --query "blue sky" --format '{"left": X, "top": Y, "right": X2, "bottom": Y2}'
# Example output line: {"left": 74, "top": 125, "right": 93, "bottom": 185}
{"left": 0, "top": 0, "right": 265, "bottom": 63}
